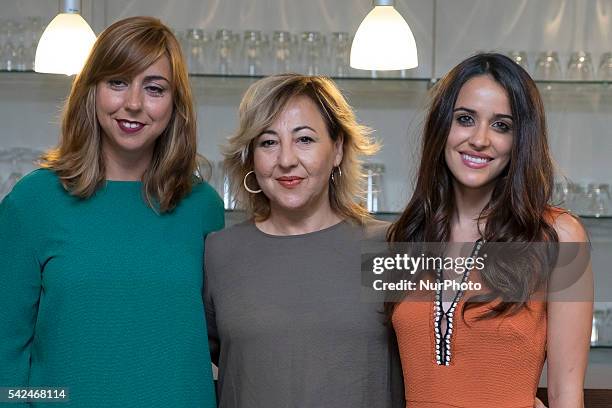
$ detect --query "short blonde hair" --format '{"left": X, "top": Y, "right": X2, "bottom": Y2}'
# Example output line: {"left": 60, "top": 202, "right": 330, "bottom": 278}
{"left": 40, "top": 16, "right": 199, "bottom": 213}
{"left": 224, "top": 74, "right": 379, "bottom": 224}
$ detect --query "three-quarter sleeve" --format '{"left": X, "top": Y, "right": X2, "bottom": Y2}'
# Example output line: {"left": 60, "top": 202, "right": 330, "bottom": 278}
{"left": 203, "top": 233, "right": 220, "bottom": 367}
{"left": 200, "top": 183, "right": 224, "bottom": 367}
{"left": 0, "top": 194, "right": 41, "bottom": 388}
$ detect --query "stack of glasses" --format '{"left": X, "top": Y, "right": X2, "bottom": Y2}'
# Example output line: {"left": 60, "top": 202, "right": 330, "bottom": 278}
{"left": 0, "top": 17, "right": 45, "bottom": 72}
{"left": 0, "top": 148, "right": 41, "bottom": 199}
{"left": 507, "top": 51, "right": 612, "bottom": 81}
{"left": 553, "top": 181, "right": 612, "bottom": 217}
{"left": 592, "top": 308, "right": 612, "bottom": 347}
{"left": 177, "top": 28, "right": 411, "bottom": 78}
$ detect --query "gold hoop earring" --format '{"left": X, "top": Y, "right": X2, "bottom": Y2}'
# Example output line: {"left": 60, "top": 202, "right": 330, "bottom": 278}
{"left": 243, "top": 170, "right": 262, "bottom": 194}
{"left": 331, "top": 166, "right": 342, "bottom": 184}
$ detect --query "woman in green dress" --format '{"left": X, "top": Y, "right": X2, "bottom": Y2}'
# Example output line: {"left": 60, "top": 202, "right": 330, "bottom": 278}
{"left": 0, "top": 16, "right": 223, "bottom": 407}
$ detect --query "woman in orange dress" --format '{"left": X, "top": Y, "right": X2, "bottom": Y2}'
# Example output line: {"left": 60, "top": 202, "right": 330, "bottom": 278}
{"left": 387, "top": 53, "right": 593, "bottom": 408}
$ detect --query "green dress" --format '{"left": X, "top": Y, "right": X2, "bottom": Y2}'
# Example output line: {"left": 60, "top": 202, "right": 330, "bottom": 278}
{"left": 0, "top": 169, "right": 223, "bottom": 407}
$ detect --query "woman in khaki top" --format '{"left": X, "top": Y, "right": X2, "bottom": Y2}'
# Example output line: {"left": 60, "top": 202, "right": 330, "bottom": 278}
{"left": 204, "top": 74, "right": 404, "bottom": 408}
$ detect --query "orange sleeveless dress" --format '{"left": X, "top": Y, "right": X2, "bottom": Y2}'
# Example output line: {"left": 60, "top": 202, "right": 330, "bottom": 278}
{"left": 392, "top": 285, "right": 547, "bottom": 408}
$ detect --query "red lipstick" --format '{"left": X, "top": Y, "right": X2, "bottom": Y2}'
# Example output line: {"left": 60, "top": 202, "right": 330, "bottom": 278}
{"left": 276, "top": 176, "right": 303, "bottom": 188}
{"left": 116, "top": 119, "right": 145, "bottom": 134}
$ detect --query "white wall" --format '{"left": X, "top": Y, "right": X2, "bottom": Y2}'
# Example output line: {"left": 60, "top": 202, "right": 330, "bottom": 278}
{"left": 1, "top": 1, "right": 611, "bottom": 284}
{"left": 3, "top": 0, "right": 611, "bottom": 205}
{"left": 435, "top": 0, "right": 612, "bottom": 184}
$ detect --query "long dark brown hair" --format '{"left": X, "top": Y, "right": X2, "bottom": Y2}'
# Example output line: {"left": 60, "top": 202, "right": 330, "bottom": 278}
{"left": 387, "top": 53, "right": 559, "bottom": 318}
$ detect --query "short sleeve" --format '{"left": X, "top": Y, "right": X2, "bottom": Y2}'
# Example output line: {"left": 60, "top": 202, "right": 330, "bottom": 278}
{"left": 0, "top": 193, "right": 42, "bottom": 389}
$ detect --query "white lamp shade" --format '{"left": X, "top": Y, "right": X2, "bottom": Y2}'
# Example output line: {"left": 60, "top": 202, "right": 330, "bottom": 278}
{"left": 350, "top": 5, "right": 418, "bottom": 71}
{"left": 34, "top": 13, "right": 96, "bottom": 76}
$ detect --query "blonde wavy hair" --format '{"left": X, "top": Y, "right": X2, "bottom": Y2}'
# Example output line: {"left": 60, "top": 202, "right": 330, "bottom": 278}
{"left": 40, "top": 16, "right": 200, "bottom": 213}
{"left": 224, "top": 74, "right": 379, "bottom": 224}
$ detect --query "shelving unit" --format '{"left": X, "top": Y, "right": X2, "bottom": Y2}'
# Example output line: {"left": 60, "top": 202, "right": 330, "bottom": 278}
{"left": 1, "top": 0, "right": 611, "bottom": 397}
{"left": 1, "top": 70, "right": 611, "bottom": 218}
{"left": 225, "top": 209, "right": 612, "bottom": 227}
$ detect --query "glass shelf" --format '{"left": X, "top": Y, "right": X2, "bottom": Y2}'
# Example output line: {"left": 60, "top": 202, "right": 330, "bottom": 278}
{"left": 0, "top": 70, "right": 433, "bottom": 84}
{"left": 187, "top": 74, "right": 432, "bottom": 103}
{"left": 224, "top": 209, "right": 612, "bottom": 224}
{"left": 2, "top": 70, "right": 612, "bottom": 95}
{"left": 4, "top": 69, "right": 612, "bottom": 82}
{"left": 0, "top": 70, "right": 72, "bottom": 88}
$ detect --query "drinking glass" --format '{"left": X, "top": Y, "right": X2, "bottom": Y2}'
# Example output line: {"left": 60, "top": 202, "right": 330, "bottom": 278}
{"left": 566, "top": 51, "right": 594, "bottom": 80}
{"left": 534, "top": 51, "right": 562, "bottom": 80}
{"left": 567, "top": 183, "right": 588, "bottom": 215}
{"left": 242, "top": 30, "right": 263, "bottom": 76}
{"left": 508, "top": 51, "right": 529, "bottom": 72}
{"left": 0, "top": 147, "right": 40, "bottom": 199}
{"left": 0, "top": 19, "right": 17, "bottom": 71}
{"left": 597, "top": 184, "right": 611, "bottom": 216}
{"left": 597, "top": 52, "right": 612, "bottom": 81}
{"left": 585, "top": 183, "right": 607, "bottom": 217}
{"left": 602, "top": 308, "right": 612, "bottom": 346}
{"left": 270, "top": 31, "right": 292, "bottom": 74}
{"left": 552, "top": 181, "right": 570, "bottom": 207}
{"left": 214, "top": 29, "right": 235, "bottom": 75}
{"left": 24, "top": 17, "right": 43, "bottom": 70}
{"left": 183, "top": 29, "right": 208, "bottom": 74}
{"left": 363, "top": 163, "right": 385, "bottom": 213}
{"left": 592, "top": 310, "right": 604, "bottom": 345}
{"left": 12, "top": 21, "right": 28, "bottom": 71}
{"left": 300, "top": 31, "right": 324, "bottom": 75}
{"left": 329, "top": 32, "right": 351, "bottom": 77}
{"left": 214, "top": 161, "right": 237, "bottom": 210}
